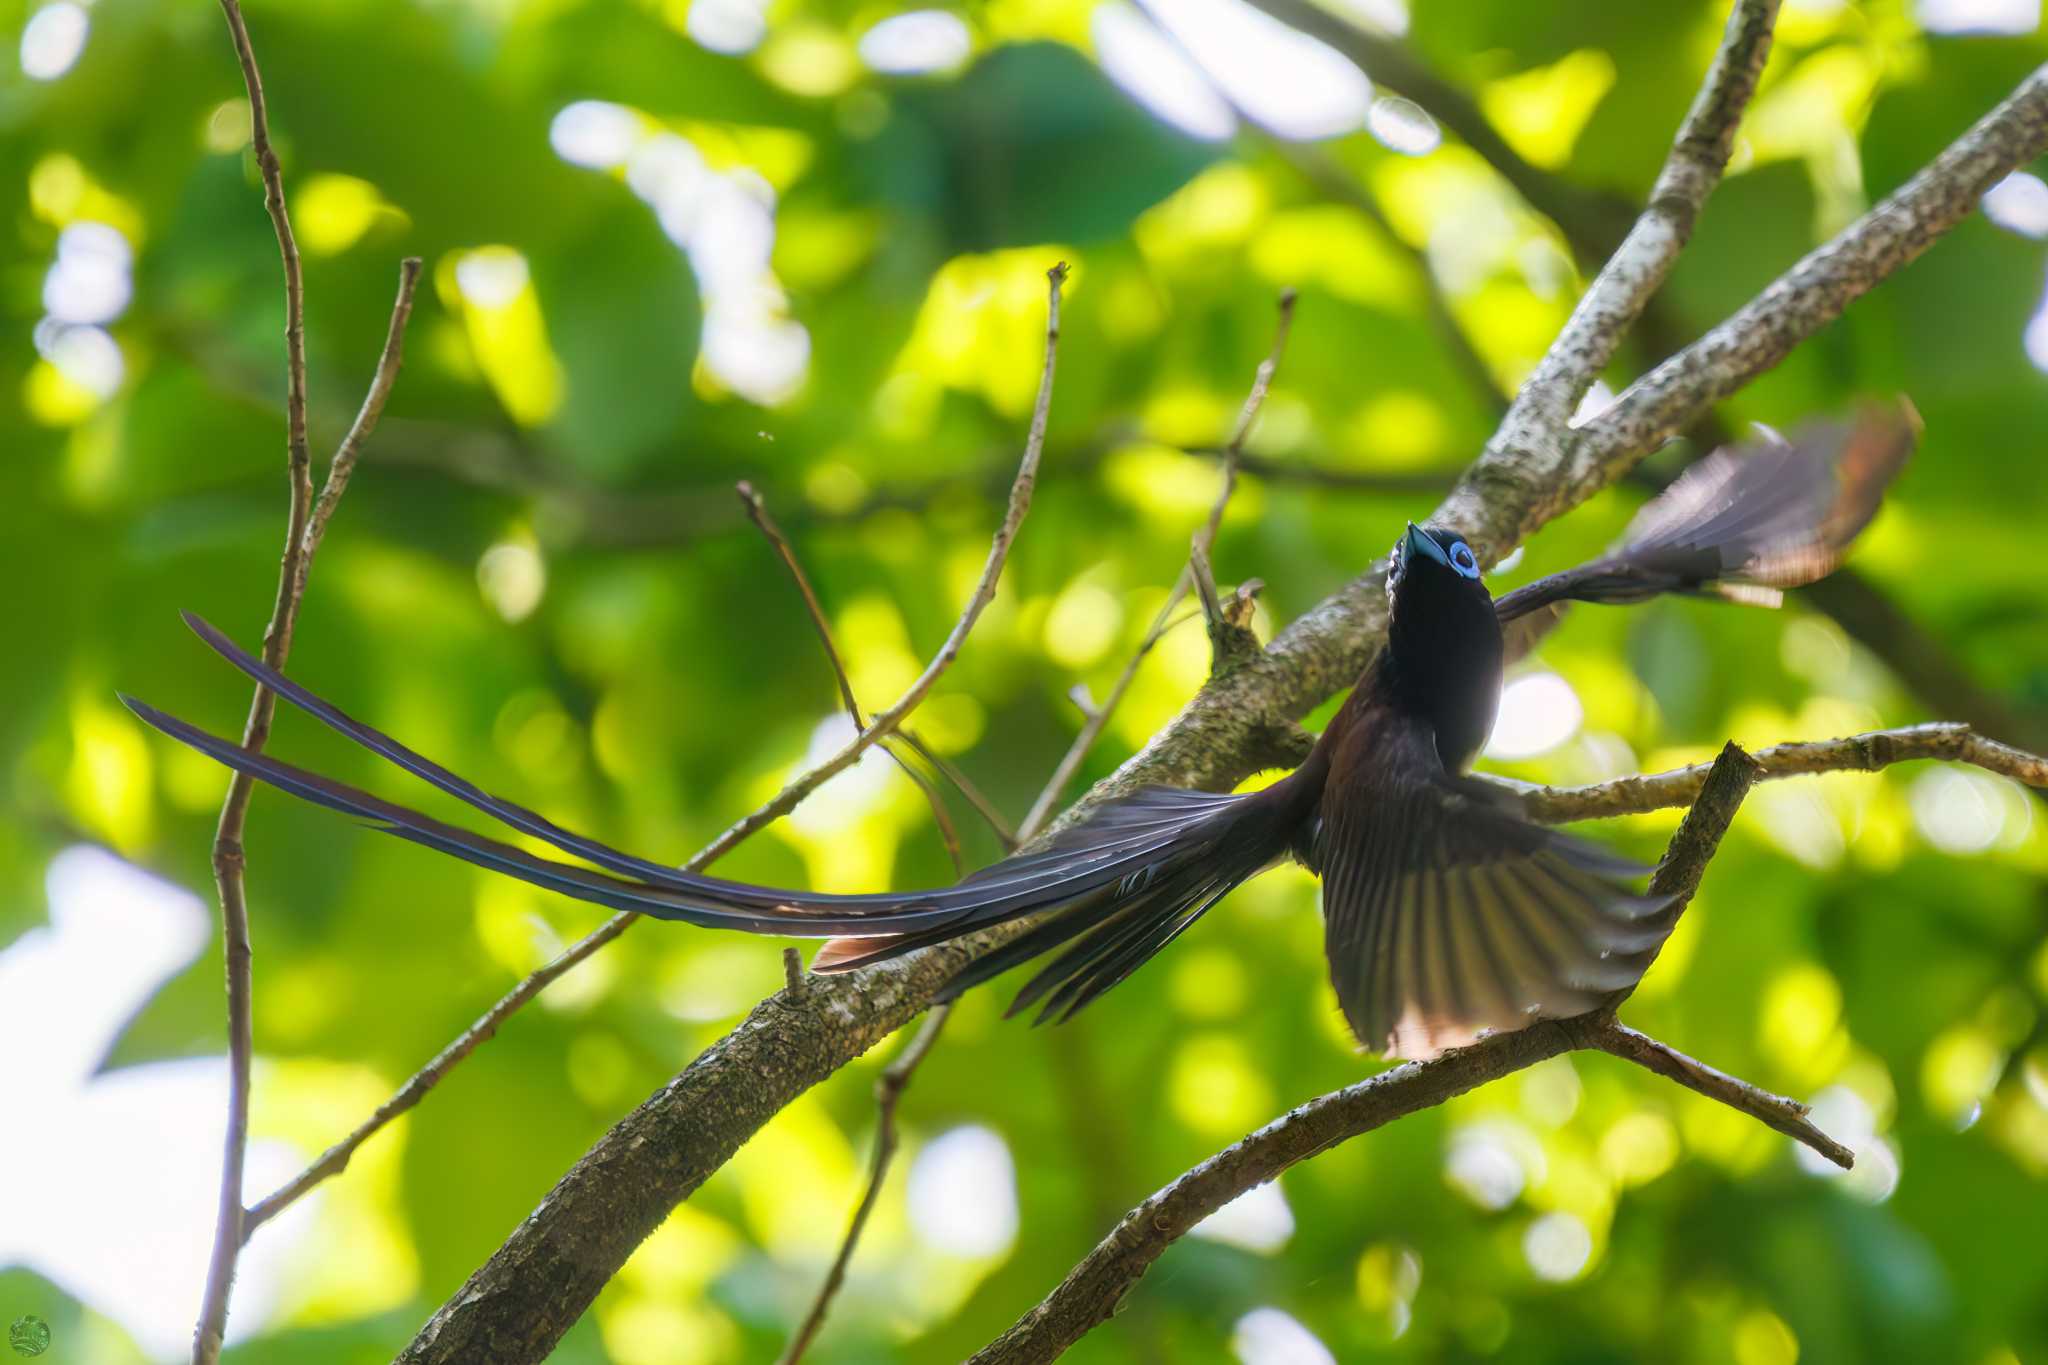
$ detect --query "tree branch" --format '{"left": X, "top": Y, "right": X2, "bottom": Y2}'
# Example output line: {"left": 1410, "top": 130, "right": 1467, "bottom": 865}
{"left": 1514, "top": 722, "right": 2048, "bottom": 822}
{"left": 1480, "top": 0, "right": 1778, "bottom": 521}
{"left": 738, "top": 479, "right": 970, "bottom": 874}
{"left": 394, "top": 47, "right": 2048, "bottom": 1365}
{"left": 1574, "top": 63, "right": 2048, "bottom": 475}
{"left": 777, "top": 1003, "right": 952, "bottom": 1364}
{"left": 1586, "top": 1021, "right": 1853, "bottom": 1165}
{"left": 1018, "top": 290, "right": 1295, "bottom": 842}
{"left": 1247, "top": 2, "right": 2042, "bottom": 760}
{"left": 191, "top": 4, "right": 422, "bottom": 1358}
{"left": 1529, "top": 0, "right": 1778, "bottom": 436}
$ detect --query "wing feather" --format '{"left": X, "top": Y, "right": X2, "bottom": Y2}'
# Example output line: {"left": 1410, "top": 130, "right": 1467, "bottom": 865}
{"left": 1320, "top": 722, "right": 1674, "bottom": 1059}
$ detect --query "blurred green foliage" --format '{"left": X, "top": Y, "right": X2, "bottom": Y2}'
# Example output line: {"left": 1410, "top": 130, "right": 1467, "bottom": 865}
{"left": 7, "top": 0, "right": 2048, "bottom": 1361}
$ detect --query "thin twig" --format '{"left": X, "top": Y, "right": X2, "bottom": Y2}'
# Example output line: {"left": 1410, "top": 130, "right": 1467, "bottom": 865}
{"left": 1573, "top": 62, "right": 2048, "bottom": 482}
{"left": 1586, "top": 1021, "right": 1854, "bottom": 1167}
{"left": 738, "top": 480, "right": 968, "bottom": 874}
{"left": 1015, "top": 595, "right": 1196, "bottom": 845}
{"left": 193, "top": 7, "right": 421, "bottom": 1359}
{"left": 1017, "top": 291, "right": 1296, "bottom": 840}
{"left": 702, "top": 263, "right": 1067, "bottom": 857}
{"left": 737, "top": 475, "right": 982, "bottom": 1352}
{"left": 1515, "top": 722, "right": 2048, "bottom": 823}
{"left": 908, "top": 737, "right": 1018, "bottom": 852}
{"left": 300, "top": 257, "right": 423, "bottom": 577}
{"left": 1187, "top": 539, "right": 1225, "bottom": 635}
{"left": 246, "top": 912, "right": 642, "bottom": 1234}
{"left": 777, "top": 1004, "right": 952, "bottom": 1364}
{"left": 191, "top": 3, "right": 311, "bottom": 1359}
{"left": 246, "top": 262, "right": 1071, "bottom": 1236}
{"left": 1489, "top": 0, "right": 1779, "bottom": 476}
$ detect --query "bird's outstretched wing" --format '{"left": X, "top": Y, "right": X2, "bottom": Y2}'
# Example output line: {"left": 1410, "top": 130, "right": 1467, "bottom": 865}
{"left": 1495, "top": 400, "right": 1917, "bottom": 628}
{"left": 122, "top": 613, "right": 1302, "bottom": 1014}
{"left": 1316, "top": 713, "right": 1673, "bottom": 1060}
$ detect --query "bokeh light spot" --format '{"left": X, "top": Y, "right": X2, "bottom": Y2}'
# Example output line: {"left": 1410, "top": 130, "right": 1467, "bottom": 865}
{"left": 859, "top": 10, "right": 972, "bottom": 74}
{"left": 1522, "top": 1211, "right": 1593, "bottom": 1282}
{"left": 1192, "top": 1180, "right": 1295, "bottom": 1254}
{"left": 908, "top": 1125, "right": 1019, "bottom": 1259}
{"left": 1231, "top": 1306, "right": 1337, "bottom": 1365}
{"left": 1485, "top": 672, "right": 1583, "bottom": 760}
{"left": 20, "top": 2, "right": 88, "bottom": 80}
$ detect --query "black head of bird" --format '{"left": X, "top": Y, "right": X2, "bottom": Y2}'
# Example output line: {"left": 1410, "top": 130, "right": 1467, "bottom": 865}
{"left": 1384, "top": 522, "right": 1504, "bottom": 775}
{"left": 123, "top": 403, "right": 1918, "bottom": 1059}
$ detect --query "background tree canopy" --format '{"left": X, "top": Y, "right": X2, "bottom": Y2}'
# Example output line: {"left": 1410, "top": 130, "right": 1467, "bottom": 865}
{"left": 6, "top": 0, "right": 2048, "bottom": 1361}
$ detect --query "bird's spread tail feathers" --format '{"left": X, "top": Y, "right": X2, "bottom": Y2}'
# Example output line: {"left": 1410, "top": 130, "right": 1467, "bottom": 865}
{"left": 122, "top": 612, "right": 1299, "bottom": 1017}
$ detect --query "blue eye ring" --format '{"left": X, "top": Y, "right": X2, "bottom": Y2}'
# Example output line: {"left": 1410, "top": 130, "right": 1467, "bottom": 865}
{"left": 1447, "top": 541, "right": 1480, "bottom": 578}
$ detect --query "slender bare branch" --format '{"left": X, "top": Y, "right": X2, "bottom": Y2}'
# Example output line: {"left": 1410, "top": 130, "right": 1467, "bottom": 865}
{"left": 778, "top": 1003, "right": 952, "bottom": 1364}
{"left": 1574, "top": 63, "right": 2048, "bottom": 478}
{"left": 738, "top": 480, "right": 969, "bottom": 874}
{"left": 1495, "top": 0, "right": 1779, "bottom": 462}
{"left": 248, "top": 264, "right": 1071, "bottom": 1239}
{"left": 299, "top": 257, "right": 423, "bottom": 577}
{"left": 1514, "top": 722, "right": 2048, "bottom": 823}
{"left": 734, "top": 483, "right": 980, "bottom": 1356}
{"left": 909, "top": 739, "right": 1018, "bottom": 852}
{"left": 1588, "top": 1021, "right": 1853, "bottom": 1166}
{"left": 192, "top": 8, "right": 422, "bottom": 1359}
{"left": 195, "top": 3, "right": 314, "bottom": 1343}
{"left": 246, "top": 909, "right": 640, "bottom": 1234}
{"left": 1016, "top": 598, "right": 1193, "bottom": 846}
{"left": 702, "top": 264, "right": 1067, "bottom": 856}
{"left": 1018, "top": 293, "right": 1296, "bottom": 840}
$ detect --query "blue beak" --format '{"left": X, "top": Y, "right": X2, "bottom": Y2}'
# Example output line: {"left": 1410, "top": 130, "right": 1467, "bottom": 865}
{"left": 1404, "top": 521, "right": 1450, "bottom": 568}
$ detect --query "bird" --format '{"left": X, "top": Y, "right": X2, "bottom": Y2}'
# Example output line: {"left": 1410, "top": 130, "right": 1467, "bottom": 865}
{"left": 121, "top": 402, "right": 1916, "bottom": 1059}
